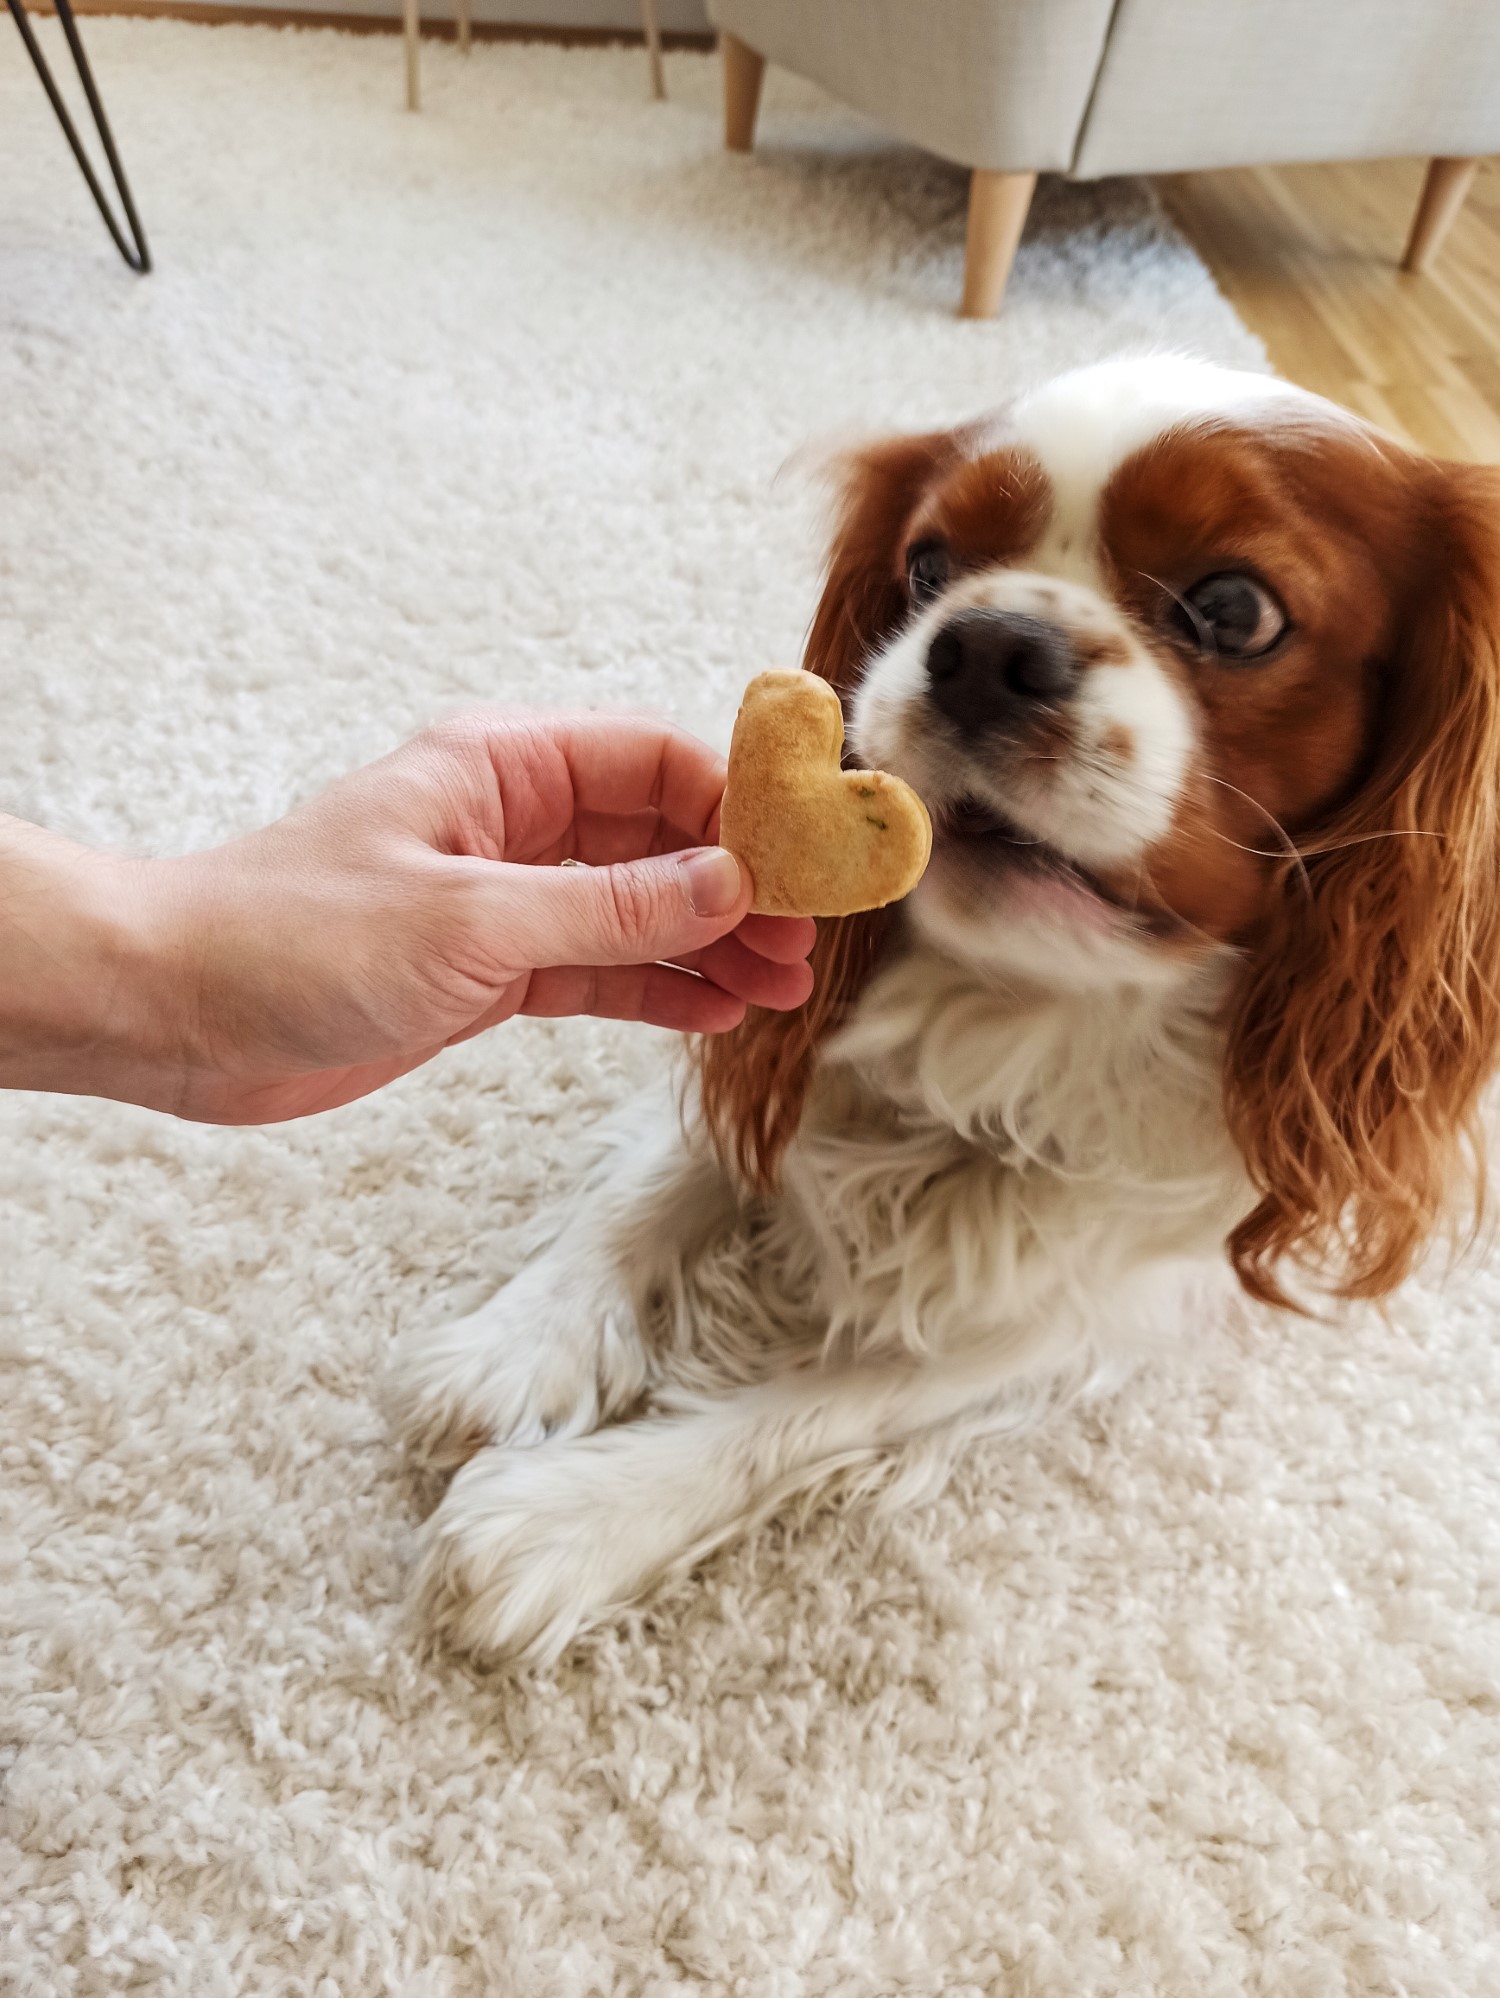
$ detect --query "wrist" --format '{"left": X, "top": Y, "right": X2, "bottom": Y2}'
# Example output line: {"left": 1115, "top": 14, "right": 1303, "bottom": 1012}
{"left": 0, "top": 816, "right": 191, "bottom": 1107}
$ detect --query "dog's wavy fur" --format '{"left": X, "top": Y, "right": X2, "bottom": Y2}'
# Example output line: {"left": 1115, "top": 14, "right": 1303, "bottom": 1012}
{"left": 1226, "top": 462, "right": 1500, "bottom": 1303}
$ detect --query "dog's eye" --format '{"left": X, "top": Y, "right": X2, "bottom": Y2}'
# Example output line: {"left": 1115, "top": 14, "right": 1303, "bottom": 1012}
{"left": 1170, "top": 572, "right": 1288, "bottom": 662}
{"left": 906, "top": 539, "right": 951, "bottom": 608}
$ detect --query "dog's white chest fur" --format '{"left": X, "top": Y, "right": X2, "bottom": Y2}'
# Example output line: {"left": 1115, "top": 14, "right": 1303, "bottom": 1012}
{"left": 788, "top": 949, "right": 1248, "bottom": 1360}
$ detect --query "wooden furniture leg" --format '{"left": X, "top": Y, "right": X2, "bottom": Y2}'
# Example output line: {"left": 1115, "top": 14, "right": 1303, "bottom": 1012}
{"left": 456, "top": 0, "right": 470, "bottom": 56}
{"left": 1401, "top": 156, "right": 1481, "bottom": 274}
{"left": 960, "top": 168, "right": 1036, "bottom": 318}
{"left": 722, "top": 31, "right": 764, "bottom": 153}
{"left": 403, "top": 0, "right": 419, "bottom": 109}
{"left": 640, "top": 0, "right": 664, "bottom": 99}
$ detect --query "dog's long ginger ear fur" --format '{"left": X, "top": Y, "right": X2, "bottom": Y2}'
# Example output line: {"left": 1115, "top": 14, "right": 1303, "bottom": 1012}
{"left": 697, "top": 432, "right": 954, "bottom": 1190}
{"left": 1226, "top": 460, "right": 1500, "bottom": 1306}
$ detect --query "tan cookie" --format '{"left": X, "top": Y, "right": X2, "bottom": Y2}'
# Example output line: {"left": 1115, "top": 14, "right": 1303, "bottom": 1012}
{"left": 718, "top": 670, "right": 932, "bottom": 917}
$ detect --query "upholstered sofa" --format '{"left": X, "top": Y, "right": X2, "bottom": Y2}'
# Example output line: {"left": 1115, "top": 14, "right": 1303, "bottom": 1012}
{"left": 706, "top": 0, "right": 1500, "bottom": 315}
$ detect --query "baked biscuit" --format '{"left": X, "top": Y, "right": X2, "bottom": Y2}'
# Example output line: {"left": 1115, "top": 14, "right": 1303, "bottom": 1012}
{"left": 718, "top": 670, "right": 932, "bottom": 917}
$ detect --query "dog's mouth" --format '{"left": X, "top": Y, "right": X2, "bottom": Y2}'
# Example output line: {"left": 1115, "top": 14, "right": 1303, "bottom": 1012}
{"left": 935, "top": 795, "right": 1178, "bottom": 935}
{"left": 938, "top": 795, "right": 1106, "bottom": 888}
{"left": 939, "top": 795, "right": 1063, "bottom": 863}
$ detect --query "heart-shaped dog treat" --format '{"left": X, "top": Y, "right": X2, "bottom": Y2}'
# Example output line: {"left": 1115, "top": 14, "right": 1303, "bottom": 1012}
{"left": 718, "top": 670, "right": 932, "bottom": 917}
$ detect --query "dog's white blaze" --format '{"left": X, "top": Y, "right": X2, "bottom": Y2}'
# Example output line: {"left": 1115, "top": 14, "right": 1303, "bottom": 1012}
{"left": 999, "top": 355, "right": 1304, "bottom": 589}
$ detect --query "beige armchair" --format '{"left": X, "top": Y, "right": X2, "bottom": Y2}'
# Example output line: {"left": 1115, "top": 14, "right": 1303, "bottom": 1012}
{"left": 707, "top": 0, "right": 1500, "bottom": 316}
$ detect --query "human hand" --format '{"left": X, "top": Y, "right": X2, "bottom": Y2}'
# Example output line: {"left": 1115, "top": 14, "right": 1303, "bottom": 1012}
{"left": 0, "top": 710, "right": 815, "bottom": 1124}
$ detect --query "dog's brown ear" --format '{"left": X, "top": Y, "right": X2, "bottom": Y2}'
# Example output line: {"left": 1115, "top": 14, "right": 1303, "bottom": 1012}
{"left": 803, "top": 430, "right": 957, "bottom": 700}
{"left": 697, "top": 431, "right": 954, "bottom": 1190}
{"left": 1225, "top": 458, "right": 1500, "bottom": 1305}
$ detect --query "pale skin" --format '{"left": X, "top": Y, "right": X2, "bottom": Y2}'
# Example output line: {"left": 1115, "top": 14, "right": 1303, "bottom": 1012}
{"left": 0, "top": 709, "right": 815, "bottom": 1124}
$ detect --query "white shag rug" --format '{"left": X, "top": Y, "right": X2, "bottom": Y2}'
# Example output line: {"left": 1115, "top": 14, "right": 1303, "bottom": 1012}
{"left": 4, "top": 26, "right": 1500, "bottom": 1997}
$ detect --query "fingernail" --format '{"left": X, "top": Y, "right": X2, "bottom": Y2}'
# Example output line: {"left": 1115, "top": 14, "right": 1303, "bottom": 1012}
{"left": 679, "top": 846, "right": 745, "bottom": 919}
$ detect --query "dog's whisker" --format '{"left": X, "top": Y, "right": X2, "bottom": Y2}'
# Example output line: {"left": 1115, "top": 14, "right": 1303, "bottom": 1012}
{"left": 1200, "top": 774, "right": 1312, "bottom": 900}
{"left": 1297, "top": 827, "right": 1448, "bottom": 856}
{"left": 1135, "top": 568, "right": 1218, "bottom": 661}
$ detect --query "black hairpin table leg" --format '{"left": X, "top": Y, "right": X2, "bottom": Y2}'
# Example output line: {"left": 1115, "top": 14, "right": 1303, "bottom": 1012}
{"left": 7, "top": 0, "right": 150, "bottom": 272}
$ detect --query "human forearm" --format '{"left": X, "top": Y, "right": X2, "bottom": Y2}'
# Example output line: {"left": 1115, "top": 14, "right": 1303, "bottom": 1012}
{"left": 0, "top": 816, "right": 190, "bottom": 1107}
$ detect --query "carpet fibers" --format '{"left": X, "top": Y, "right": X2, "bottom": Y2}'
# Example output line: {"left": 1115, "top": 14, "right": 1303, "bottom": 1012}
{"left": 3, "top": 27, "right": 1499, "bottom": 1997}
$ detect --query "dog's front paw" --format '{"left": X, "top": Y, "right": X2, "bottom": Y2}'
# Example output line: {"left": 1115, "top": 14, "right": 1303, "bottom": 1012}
{"left": 390, "top": 1273, "right": 649, "bottom": 1469}
{"left": 414, "top": 1435, "right": 674, "bottom": 1667}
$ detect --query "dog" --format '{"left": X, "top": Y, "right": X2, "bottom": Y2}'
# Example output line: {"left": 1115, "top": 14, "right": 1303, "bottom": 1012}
{"left": 392, "top": 355, "right": 1500, "bottom": 1667}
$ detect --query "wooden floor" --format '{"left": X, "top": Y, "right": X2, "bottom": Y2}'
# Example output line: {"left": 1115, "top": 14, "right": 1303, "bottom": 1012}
{"left": 1162, "top": 157, "right": 1500, "bottom": 462}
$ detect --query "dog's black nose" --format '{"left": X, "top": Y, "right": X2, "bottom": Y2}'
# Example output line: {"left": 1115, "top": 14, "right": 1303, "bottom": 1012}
{"left": 926, "top": 608, "right": 1080, "bottom": 732}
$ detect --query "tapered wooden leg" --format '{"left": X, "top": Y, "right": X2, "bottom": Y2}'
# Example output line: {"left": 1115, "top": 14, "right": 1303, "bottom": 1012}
{"left": 456, "top": 0, "right": 471, "bottom": 55}
{"left": 640, "top": 0, "right": 664, "bottom": 99}
{"left": 722, "top": 31, "right": 764, "bottom": 153}
{"left": 960, "top": 168, "right": 1036, "bottom": 318}
{"left": 403, "top": 0, "right": 420, "bottom": 109}
{"left": 1401, "top": 156, "right": 1480, "bottom": 274}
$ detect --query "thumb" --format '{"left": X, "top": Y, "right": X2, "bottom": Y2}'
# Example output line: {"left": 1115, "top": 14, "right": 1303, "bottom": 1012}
{"left": 492, "top": 846, "right": 752, "bottom": 970}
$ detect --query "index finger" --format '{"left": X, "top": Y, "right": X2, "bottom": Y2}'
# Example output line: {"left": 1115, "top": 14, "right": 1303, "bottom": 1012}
{"left": 549, "top": 713, "right": 729, "bottom": 846}
{"left": 423, "top": 707, "right": 733, "bottom": 865}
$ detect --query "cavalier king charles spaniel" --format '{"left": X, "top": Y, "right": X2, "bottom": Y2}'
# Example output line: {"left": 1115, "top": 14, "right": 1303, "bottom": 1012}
{"left": 394, "top": 355, "right": 1500, "bottom": 1666}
